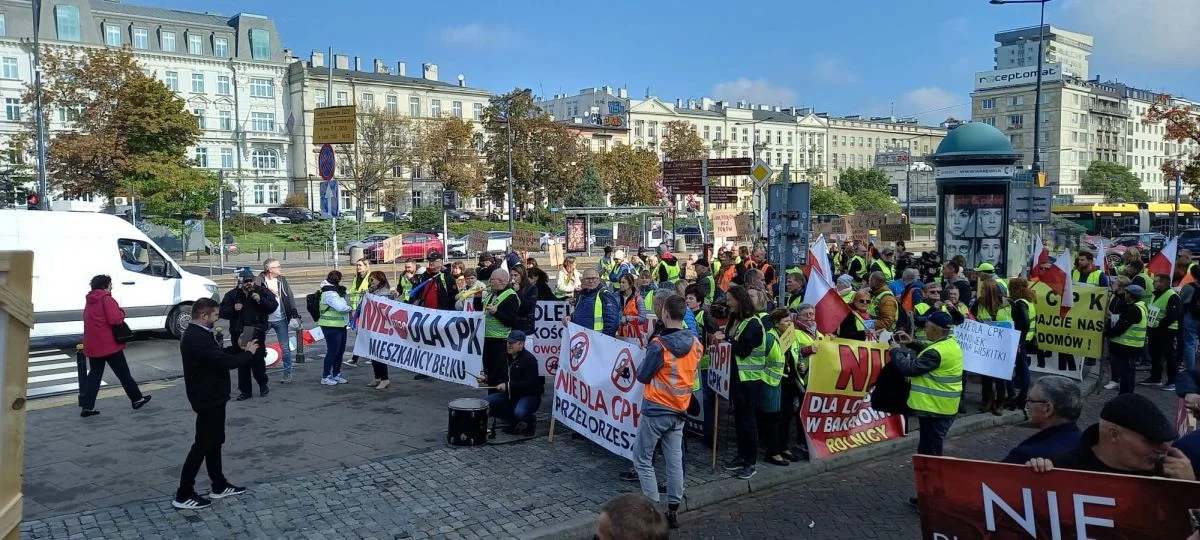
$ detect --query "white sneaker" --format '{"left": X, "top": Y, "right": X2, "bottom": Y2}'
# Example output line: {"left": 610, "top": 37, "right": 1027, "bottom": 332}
{"left": 333, "top": 374, "right": 349, "bottom": 384}
{"left": 320, "top": 377, "right": 338, "bottom": 386}
{"left": 1103, "top": 381, "right": 1119, "bottom": 390}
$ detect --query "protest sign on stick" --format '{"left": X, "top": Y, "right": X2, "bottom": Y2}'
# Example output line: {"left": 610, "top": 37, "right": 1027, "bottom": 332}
{"left": 954, "top": 319, "right": 1019, "bottom": 379}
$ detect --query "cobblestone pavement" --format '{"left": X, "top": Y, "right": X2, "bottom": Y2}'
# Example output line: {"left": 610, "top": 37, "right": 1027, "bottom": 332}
{"left": 675, "top": 384, "right": 1181, "bottom": 540}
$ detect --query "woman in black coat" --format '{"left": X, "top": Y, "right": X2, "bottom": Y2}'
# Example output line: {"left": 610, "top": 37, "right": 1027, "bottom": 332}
{"left": 511, "top": 267, "right": 538, "bottom": 334}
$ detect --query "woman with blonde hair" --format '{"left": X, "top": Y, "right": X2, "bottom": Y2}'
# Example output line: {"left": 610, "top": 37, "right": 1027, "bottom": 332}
{"left": 971, "top": 278, "right": 1012, "bottom": 415}
{"left": 555, "top": 256, "right": 582, "bottom": 299}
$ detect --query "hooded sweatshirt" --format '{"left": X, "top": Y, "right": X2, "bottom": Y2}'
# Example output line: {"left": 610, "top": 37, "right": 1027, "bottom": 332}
{"left": 636, "top": 328, "right": 701, "bottom": 416}
{"left": 83, "top": 289, "right": 126, "bottom": 358}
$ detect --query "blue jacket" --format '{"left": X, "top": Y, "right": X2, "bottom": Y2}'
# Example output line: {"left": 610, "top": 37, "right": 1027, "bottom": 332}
{"left": 1176, "top": 369, "right": 1200, "bottom": 397}
{"left": 1173, "top": 430, "right": 1200, "bottom": 480}
{"left": 1001, "top": 422, "right": 1082, "bottom": 464}
{"left": 572, "top": 285, "right": 620, "bottom": 337}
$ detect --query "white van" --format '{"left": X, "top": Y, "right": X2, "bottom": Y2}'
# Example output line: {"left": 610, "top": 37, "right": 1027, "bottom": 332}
{"left": 0, "top": 210, "right": 219, "bottom": 338}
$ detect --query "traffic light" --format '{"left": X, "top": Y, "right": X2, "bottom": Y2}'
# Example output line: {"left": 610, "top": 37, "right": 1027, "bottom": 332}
{"left": 26, "top": 193, "right": 40, "bottom": 210}
{"left": 1036, "top": 171, "right": 1046, "bottom": 188}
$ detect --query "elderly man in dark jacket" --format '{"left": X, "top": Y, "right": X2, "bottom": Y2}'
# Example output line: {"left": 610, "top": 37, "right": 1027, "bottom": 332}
{"left": 219, "top": 270, "right": 278, "bottom": 400}
{"left": 1002, "top": 375, "right": 1082, "bottom": 463}
{"left": 174, "top": 298, "right": 260, "bottom": 510}
{"left": 481, "top": 330, "right": 545, "bottom": 436}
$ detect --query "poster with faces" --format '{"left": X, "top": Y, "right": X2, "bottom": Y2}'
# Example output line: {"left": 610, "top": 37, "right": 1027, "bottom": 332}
{"left": 943, "top": 194, "right": 1006, "bottom": 275}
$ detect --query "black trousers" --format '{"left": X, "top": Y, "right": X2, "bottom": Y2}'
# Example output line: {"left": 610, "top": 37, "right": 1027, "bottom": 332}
{"left": 482, "top": 337, "right": 508, "bottom": 385}
{"left": 372, "top": 360, "right": 389, "bottom": 380}
{"left": 1111, "top": 343, "right": 1139, "bottom": 394}
{"left": 731, "top": 377, "right": 762, "bottom": 465}
{"left": 917, "top": 416, "right": 954, "bottom": 456}
{"left": 980, "top": 376, "right": 1008, "bottom": 406}
{"left": 235, "top": 327, "right": 268, "bottom": 395}
{"left": 178, "top": 405, "right": 229, "bottom": 498}
{"left": 80, "top": 350, "right": 143, "bottom": 411}
{"left": 777, "top": 374, "right": 805, "bottom": 450}
{"left": 1149, "top": 328, "right": 1180, "bottom": 384}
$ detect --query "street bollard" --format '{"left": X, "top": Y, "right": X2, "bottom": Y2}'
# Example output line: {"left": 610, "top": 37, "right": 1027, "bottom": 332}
{"left": 75, "top": 344, "right": 86, "bottom": 407}
{"left": 283, "top": 247, "right": 288, "bottom": 261}
{"left": 256, "top": 246, "right": 261, "bottom": 260}
{"left": 293, "top": 326, "right": 306, "bottom": 363}
{"left": 307, "top": 246, "right": 311, "bottom": 260}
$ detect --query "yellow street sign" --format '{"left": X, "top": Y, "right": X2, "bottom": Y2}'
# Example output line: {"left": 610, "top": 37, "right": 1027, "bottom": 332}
{"left": 313, "top": 106, "right": 357, "bottom": 145}
{"left": 750, "top": 160, "right": 773, "bottom": 186}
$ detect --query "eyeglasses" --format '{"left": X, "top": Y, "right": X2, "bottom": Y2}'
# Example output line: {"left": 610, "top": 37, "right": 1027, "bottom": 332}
{"left": 1024, "top": 399, "right": 1050, "bottom": 409}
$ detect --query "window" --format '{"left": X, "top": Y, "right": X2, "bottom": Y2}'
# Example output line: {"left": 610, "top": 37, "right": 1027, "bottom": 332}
{"left": 220, "top": 148, "right": 233, "bottom": 168}
{"left": 1, "top": 57, "right": 17, "bottom": 79}
{"left": 452, "top": 101, "right": 462, "bottom": 118}
{"left": 117, "top": 239, "right": 169, "bottom": 277}
{"left": 105, "top": 24, "right": 122, "bottom": 46}
{"left": 1008, "top": 95, "right": 1024, "bottom": 106}
{"left": 250, "top": 149, "right": 278, "bottom": 169}
{"left": 192, "top": 108, "right": 206, "bottom": 129}
{"left": 982, "top": 98, "right": 996, "bottom": 110}
{"left": 133, "top": 28, "right": 148, "bottom": 49}
{"left": 161, "top": 31, "right": 176, "bottom": 52}
{"left": 431, "top": 99, "right": 441, "bottom": 117}
{"left": 191, "top": 73, "right": 205, "bottom": 93}
{"left": 254, "top": 184, "right": 265, "bottom": 204}
{"left": 411, "top": 190, "right": 423, "bottom": 208}
{"left": 250, "top": 112, "right": 275, "bottom": 133}
{"left": 715, "top": 127, "right": 722, "bottom": 141}
{"left": 194, "top": 147, "right": 208, "bottom": 167}
{"left": 336, "top": 92, "right": 348, "bottom": 106}
{"left": 1009, "top": 114, "right": 1023, "bottom": 127}
{"left": 409, "top": 96, "right": 420, "bottom": 116}
{"left": 703, "top": 126, "right": 710, "bottom": 140}
{"left": 0, "top": 14, "right": 5, "bottom": 37}
{"left": 360, "top": 93, "right": 374, "bottom": 110}
{"left": 386, "top": 95, "right": 398, "bottom": 114}
{"left": 216, "top": 75, "right": 230, "bottom": 95}
{"left": 249, "top": 78, "right": 273, "bottom": 98}
{"left": 54, "top": 5, "right": 81, "bottom": 42}
{"left": 473, "top": 103, "right": 483, "bottom": 121}
{"left": 164, "top": 71, "right": 179, "bottom": 91}
{"left": 268, "top": 184, "right": 280, "bottom": 204}
{"left": 188, "top": 34, "right": 203, "bottom": 55}
{"left": 634, "top": 120, "right": 643, "bottom": 137}
{"left": 649, "top": 122, "right": 657, "bottom": 138}
{"left": 213, "top": 37, "right": 228, "bottom": 58}
{"left": 249, "top": 29, "right": 271, "bottom": 60}
{"left": 4, "top": 98, "right": 20, "bottom": 121}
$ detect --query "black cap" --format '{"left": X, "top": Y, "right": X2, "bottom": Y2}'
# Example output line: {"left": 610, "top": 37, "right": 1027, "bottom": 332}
{"left": 1100, "top": 393, "right": 1177, "bottom": 443}
{"left": 238, "top": 269, "right": 256, "bottom": 282}
{"left": 427, "top": 250, "right": 443, "bottom": 262}
{"left": 926, "top": 311, "right": 953, "bottom": 329}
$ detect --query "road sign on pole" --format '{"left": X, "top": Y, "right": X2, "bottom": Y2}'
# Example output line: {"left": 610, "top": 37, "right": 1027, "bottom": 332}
{"left": 318, "top": 144, "right": 336, "bottom": 180}
{"left": 750, "top": 159, "right": 773, "bottom": 188}
{"left": 320, "top": 180, "right": 340, "bottom": 218}
{"left": 313, "top": 106, "right": 357, "bottom": 145}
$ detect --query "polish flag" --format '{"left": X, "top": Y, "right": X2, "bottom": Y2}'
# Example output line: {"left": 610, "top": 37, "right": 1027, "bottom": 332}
{"left": 808, "top": 234, "right": 832, "bottom": 280}
{"left": 1147, "top": 237, "right": 1178, "bottom": 280}
{"left": 1040, "top": 248, "right": 1073, "bottom": 315}
{"left": 1097, "top": 237, "right": 1112, "bottom": 276}
{"left": 802, "top": 265, "right": 850, "bottom": 335}
{"left": 1029, "top": 234, "right": 1048, "bottom": 279}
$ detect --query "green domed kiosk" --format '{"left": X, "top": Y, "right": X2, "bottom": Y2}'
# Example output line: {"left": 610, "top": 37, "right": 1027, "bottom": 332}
{"left": 929, "top": 122, "right": 1022, "bottom": 278}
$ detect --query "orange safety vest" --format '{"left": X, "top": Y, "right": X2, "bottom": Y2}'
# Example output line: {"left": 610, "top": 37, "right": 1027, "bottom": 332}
{"left": 717, "top": 265, "right": 737, "bottom": 292}
{"left": 617, "top": 293, "right": 644, "bottom": 339}
{"left": 643, "top": 336, "right": 702, "bottom": 411}
{"left": 759, "top": 262, "right": 777, "bottom": 288}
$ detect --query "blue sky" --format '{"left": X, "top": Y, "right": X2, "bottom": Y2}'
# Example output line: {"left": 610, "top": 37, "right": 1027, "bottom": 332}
{"left": 144, "top": 0, "right": 1198, "bottom": 124}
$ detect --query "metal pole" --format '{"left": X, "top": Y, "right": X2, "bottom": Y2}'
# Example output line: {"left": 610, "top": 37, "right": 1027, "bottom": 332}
{"left": 904, "top": 151, "right": 912, "bottom": 218}
{"left": 1029, "top": 2, "right": 1046, "bottom": 237}
{"left": 506, "top": 116, "right": 515, "bottom": 233}
{"left": 32, "top": 0, "right": 48, "bottom": 210}
{"left": 328, "top": 46, "right": 338, "bottom": 269}
{"left": 1176, "top": 171, "right": 1183, "bottom": 237}
{"left": 702, "top": 159, "right": 709, "bottom": 254}
{"left": 778, "top": 163, "right": 791, "bottom": 303}
{"left": 218, "top": 171, "right": 226, "bottom": 269}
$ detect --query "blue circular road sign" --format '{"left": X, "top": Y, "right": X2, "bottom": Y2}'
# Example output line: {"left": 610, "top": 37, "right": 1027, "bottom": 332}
{"left": 318, "top": 144, "right": 336, "bottom": 180}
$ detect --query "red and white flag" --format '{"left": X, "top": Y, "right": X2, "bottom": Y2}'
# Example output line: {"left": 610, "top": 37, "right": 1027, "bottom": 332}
{"left": 1040, "top": 248, "right": 1073, "bottom": 315}
{"left": 1148, "top": 236, "right": 1177, "bottom": 280}
{"left": 808, "top": 234, "right": 832, "bottom": 280}
{"left": 802, "top": 266, "right": 850, "bottom": 335}
{"left": 1029, "top": 234, "right": 1048, "bottom": 279}
{"left": 1097, "top": 237, "right": 1112, "bottom": 275}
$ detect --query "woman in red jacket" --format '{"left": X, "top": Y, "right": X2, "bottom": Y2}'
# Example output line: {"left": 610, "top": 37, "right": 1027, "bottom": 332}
{"left": 81, "top": 275, "right": 151, "bottom": 418}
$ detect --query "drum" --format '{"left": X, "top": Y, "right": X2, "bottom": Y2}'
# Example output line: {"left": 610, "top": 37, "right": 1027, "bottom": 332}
{"left": 447, "top": 398, "right": 490, "bottom": 446}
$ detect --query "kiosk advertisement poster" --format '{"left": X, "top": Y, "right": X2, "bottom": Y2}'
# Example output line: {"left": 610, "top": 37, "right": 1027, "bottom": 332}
{"left": 943, "top": 193, "right": 1006, "bottom": 276}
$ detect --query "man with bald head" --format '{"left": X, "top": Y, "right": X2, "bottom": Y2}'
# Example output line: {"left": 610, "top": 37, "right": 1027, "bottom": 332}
{"left": 568, "top": 268, "right": 620, "bottom": 336}
{"left": 482, "top": 268, "right": 521, "bottom": 387}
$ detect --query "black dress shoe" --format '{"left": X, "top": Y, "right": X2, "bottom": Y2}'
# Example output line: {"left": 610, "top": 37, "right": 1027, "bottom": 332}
{"left": 259, "top": 385, "right": 269, "bottom": 397}
{"left": 132, "top": 396, "right": 152, "bottom": 409}
{"left": 235, "top": 393, "right": 252, "bottom": 401}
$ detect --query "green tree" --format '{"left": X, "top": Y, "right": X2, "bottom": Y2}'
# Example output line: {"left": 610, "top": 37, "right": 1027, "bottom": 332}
{"left": 565, "top": 162, "right": 606, "bottom": 208}
{"left": 594, "top": 144, "right": 662, "bottom": 205}
{"left": 1080, "top": 161, "right": 1148, "bottom": 203}
{"left": 335, "top": 107, "right": 415, "bottom": 222}
{"left": 852, "top": 190, "right": 900, "bottom": 212}
{"left": 835, "top": 167, "right": 890, "bottom": 199}
{"left": 660, "top": 120, "right": 707, "bottom": 161}
{"left": 811, "top": 184, "right": 855, "bottom": 214}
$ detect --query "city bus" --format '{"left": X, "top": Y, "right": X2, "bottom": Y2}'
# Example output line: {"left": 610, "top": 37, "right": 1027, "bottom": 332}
{"left": 1050, "top": 202, "right": 1200, "bottom": 237}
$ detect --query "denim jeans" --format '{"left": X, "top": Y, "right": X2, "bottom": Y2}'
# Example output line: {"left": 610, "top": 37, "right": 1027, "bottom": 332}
{"left": 1183, "top": 314, "right": 1199, "bottom": 372}
{"left": 267, "top": 318, "right": 293, "bottom": 374}
{"left": 484, "top": 392, "right": 542, "bottom": 424}
{"left": 632, "top": 412, "right": 685, "bottom": 504}
{"left": 916, "top": 416, "right": 954, "bottom": 456}
{"left": 321, "top": 326, "right": 347, "bottom": 378}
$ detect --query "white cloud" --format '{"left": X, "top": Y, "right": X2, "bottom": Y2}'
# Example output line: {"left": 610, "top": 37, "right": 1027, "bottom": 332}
{"left": 711, "top": 78, "right": 797, "bottom": 105}
{"left": 899, "top": 86, "right": 968, "bottom": 124}
{"left": 807, "top": 55, "right": 859, "bottom": 86}
{"left": 1060, "top": 0, "right": 1200, "bottom": 68}
{"left": 437, "top": 23, "right": 519, "bottom": 48}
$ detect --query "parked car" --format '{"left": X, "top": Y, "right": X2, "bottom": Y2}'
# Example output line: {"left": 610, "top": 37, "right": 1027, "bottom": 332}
{"left": 267, "top": 207, "right": 316, "bottom": 223}
{"left": 364, "top": 232, "right": 444, "bottom": 263}
{"left": 257, "top": 213, "right": 291, "bottom": 225}
{"left": 446, "top": 209, "right": 472, "bottom": 222}
{"left": 1178, "top": 230, "right": 1200, "bottom": 260}
{"left": 371, "top": 211, "right": 412, "bottom": 223}
{"left": 1111, "top": 232, "right": 1167, "bottom": 260}
{"left": 675, "top": 226, "right": 704, "bottom": 245}
{"left": 345, "top": 233, "right": 392, "bottom": 255}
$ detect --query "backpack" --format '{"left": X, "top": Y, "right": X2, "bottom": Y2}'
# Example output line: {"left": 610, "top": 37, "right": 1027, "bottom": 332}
{"left": 306, "top": 289, "right": 324, "bottom": 321}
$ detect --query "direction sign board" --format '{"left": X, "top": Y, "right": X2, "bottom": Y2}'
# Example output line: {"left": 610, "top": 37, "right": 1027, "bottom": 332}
{"left": 318, "top": 144, "right": 335, "bottom": 180}
{"left": 708, "top": 186, "right": 738, "bottom": 204}
{"left": 313, "top": 105, "right": 357, "bottom": 145}
{"left": 441, "top": 189, "right": 458, "bottom": 210}
{"left": 750, "top": 160, "right": 773, "bottom": 187}
{"left": 662, "top": 158, "right": 752, "bottom": 181}
{"left": 1010, "top": 186, "right": 1053, "bottom": 224}
{"left": 319, "top": 180, "right": 339, "bottom": 218}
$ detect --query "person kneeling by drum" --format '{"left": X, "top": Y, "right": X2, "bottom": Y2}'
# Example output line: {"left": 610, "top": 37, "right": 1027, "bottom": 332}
{"left": 482, "top": 330, "right": 545, "bottom": 436}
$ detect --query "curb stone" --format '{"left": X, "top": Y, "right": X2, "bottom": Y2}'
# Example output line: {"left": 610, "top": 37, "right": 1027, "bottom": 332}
{"left": 525, "top": 370, "right": 1101, "bottom": 540}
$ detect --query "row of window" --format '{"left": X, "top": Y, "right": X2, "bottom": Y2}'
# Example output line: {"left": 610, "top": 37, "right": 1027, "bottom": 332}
{"left": 186, "top": 107, "right": 275, "bottom": 133}
{"left": 48, "top": 4, "right": 272, "bottom": 60}
{"left": 313, "top": 89, "right": 483, "bottom": 119}
{"left": 158, "top": 71, "right": 273, "bottom": 98}
{"left": 192, "top": 147, "right": 278, "bottom": 170}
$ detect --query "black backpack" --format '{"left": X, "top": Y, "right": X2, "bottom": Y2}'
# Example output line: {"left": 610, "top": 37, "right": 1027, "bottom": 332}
{"left": 306, "top": 289, "right": 323, "bottom": 321}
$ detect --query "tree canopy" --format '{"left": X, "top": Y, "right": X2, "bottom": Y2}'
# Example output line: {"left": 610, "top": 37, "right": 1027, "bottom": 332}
{"left": 1080, "top": 161, "right": 1148, "bottom": 203}
{"left": 811, "top": 184, "right": 854, "bottom": 214}
{"left": 836, "top": 167, "right": 890, "bottom": 199}
{"left": 1146, "top": 95, "right": 1200, "bottom": 198}
{"left": 660, "top": 120, "right": 707, "bottom": 161}
{"left": 594, "top": 144, "right": 662, "bottom": 206}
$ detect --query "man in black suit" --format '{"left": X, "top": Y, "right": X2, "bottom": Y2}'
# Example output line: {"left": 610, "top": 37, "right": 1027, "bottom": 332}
{"left": 219, "top": 271, "right": 278, "bottom": 400}
{"left": 174, "top": 298, "right": 260, "bottom": 510}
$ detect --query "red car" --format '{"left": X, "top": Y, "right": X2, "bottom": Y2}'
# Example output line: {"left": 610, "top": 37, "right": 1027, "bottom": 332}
{"left": 364, "top": 232, "right": 443, "bottom": 263}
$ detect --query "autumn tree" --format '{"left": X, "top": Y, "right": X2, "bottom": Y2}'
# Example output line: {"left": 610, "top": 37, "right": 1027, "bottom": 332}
{"left": 565, "top": 162, "right": 606, "bottom": 208}
{"left": 414, "top": 116, "right": 484, "bottom": 198}
{"left": 30, "top": 47, "right": 205, "bottom": 213}
{"left": 1080, "top": 161, "right": 1148, "bottom": 202}
{"left": 660, "top": 120, "right": 707, "bottom": 161}
{"left": 529, "top": 121, "right": 589, "bottom": 206}
{"left": 1146, "top": 95, "right": 1200, "bottom": 197}
{"left": 811, "top": 184, "right": 855, "bottom": 214}
{"left": 336, "top": 107, "right": 415, "bottom": 222}
{"left": 595, "top": 144, "right": 662, "bottom": 205}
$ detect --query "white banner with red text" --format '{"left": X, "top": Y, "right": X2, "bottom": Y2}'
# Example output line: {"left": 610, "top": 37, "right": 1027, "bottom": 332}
{"left": 553, "top": 323, "right": 646, "bottom": 460}
{"left": 352, "top": 293, "right": 485, "bottom": 387}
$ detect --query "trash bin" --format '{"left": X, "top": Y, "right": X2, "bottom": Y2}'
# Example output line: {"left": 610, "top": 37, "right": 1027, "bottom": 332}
{"left": 675, "top": 237, "right": 686, "bottom": 254}
{"left": 350, "top": 246, "right": 364, "bottom": 262}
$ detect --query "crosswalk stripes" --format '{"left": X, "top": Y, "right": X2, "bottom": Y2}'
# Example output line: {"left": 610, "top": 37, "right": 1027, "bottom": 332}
{"left": 25, "top": 349, "right": 106, "bottom": 399}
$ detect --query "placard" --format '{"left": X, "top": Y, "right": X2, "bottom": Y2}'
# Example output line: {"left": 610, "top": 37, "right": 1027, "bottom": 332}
{"left": 553, "top": 323, "right": 646, "bottom": 460}
{"left": 1031, "top": 282, "right": 1107, "bottom": 362}
{"left": 548, "top": 243, "right": 564, "bottom": 267}
{"left": 954, "top": 319, "right": 1020, "bottom": 379}
{"left": 352, "top": 294, "right": 485, "bottom": 387}
{"left": 798, "top": 338, "right": 906, "bottom": 459}
{"left": 712, "top": 210, "right": 738, "bottom": 237}
{"left": 0, "top": 251, "right": 34, "bottom": 540}
{"left": 512, "top": 230, "right": 540, "bottom": 252}
{"left": 734, "top": 213, "right": 752, "bottom": 239}
{"left": 706, "top": 342, "right": 731, "bottom": 399}
{"left": 467, "top": 230, "right": 489, "bottom": 254}
{"left": 615, "top": 223, "right": 640, "bottom": 247}
{"left": 531, "top": 301, "right": 570, "bottom": 376}
{"left": 379, "top": 234, "right": 404, "bottom": 264}
{"left": 879, "top": 224, "right": 911, "bottom": 242}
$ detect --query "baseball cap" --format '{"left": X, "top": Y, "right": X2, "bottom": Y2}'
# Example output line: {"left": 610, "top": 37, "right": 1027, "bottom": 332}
{"left": 427, "top": 251, "right": 443, "bottom": 262}
{"left": 974, "top": 262, "right": 996, "bottom": 273}
{"left": 1125, "top": 284, "right": 1145, "bottom": 299}
{"left": 507, "top": 330, "right": 527, "bottom": 343}
{"left": 926, "top": 311, "right": 954, "bottom": 329}
{"left": 238, "top": 269, "right": 256, "bottom": 282}
{"left": 1100, "top": 393, "right": 1177, "bottom": 443}
{"left": 882, "top": 247, "right": 895, "bottom": 256}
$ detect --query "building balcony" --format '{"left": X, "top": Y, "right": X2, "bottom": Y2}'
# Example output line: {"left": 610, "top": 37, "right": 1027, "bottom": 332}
{"left": 1088, "top": 105, "right": 1129, "bottom": 117}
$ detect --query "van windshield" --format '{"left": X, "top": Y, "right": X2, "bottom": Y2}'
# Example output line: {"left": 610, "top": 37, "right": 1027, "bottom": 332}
{"left": 118, "top": 238, "right": 174, "bottom": 278}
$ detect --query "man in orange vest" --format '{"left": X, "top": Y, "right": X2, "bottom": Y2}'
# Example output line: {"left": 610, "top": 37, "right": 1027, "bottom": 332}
{"left": 631, "top": 294, "right": 700, "bottom": 530}
{"left": 752, "top": 248, "right": 777, "bottom": 291}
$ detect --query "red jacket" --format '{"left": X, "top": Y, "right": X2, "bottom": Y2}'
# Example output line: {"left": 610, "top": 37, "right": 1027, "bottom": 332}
{"left": 83, "top": 289, "right": 126, "bottom": 358}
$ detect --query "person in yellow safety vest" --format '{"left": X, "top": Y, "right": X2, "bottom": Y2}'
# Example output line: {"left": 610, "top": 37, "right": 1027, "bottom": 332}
{"left": 829, "top": 243, "right": 843, "bottom": 277}
{"left": 342, "top": 258, "right": 373, "bottom": 367}
{"left": 567, "top": 269, "right": 620, "bottom": 336}
{"left": 836, "top": 275, "right": 856, "bottom": 304}
{"left": 1115, "top": 247, "right": 1141, "bottom": 277}
{"left": 316, "top": 270, "right": 353, "bottom": 385}
{"left": 912, "top": 282, "right": 965, "bottom": 341}
{"left": 1106, "top": 284, "right": 1148, "bottom": 394}
{"left": 684, "top": 283, "right": 720, "bottom": 444}
{"left": 867, "top": 272, "right": 899, "bottom": 332}
{"left": 870, "top": 247, "right": 897, "bottom": 282}
{"left": 973, "top": 262, "right": 1007, "bottom": 297}
{"left": 630, "top": 295, "right": 700, "bottom": 529}
{"left": 1144, "top": 274, "right": 1181, "bottom": 388}
{"left": 397, "top": 260, "right": 417, "bottom": 300}
{"left": 784, "top": 269, "right": 806, "bottom": 311}
{"left": 1122, "top": 259, "right": 1152, "bottom": 291}
{"left": 1007, "top": 278, "right": 1039, "bottom": 409}
{"left": 838, "top": 289, "right": 874, "bottom": 341}
{"left": 693, "top": 259, "right": 717, "bottom": 305}
{"left": 889, "top": 311, "right": 963, "bottom": 465}
{"left": 1072, "top": 251, "right": 1108, "bottom": 286}
{"left": 482, "top": 268, "right": 521, "bottom": 390}
{"left": 944, "top": 286, "right": 969, "bottom": 320}
{"left": 847, "top": 245, "right": 869, "bottom": 287}
{"left": 760, "top": 309, "right": 792, "bottom": 467}
{"left": 971, "top": 278, "right": 1013, "bottom": 416}
{"left": 712, "top": 285, "right": 766, "bottom": 480}
{"left": 598, "top": 246, "right": 618, "bottom": 284}
{"left": 656, "top": 251, "right": 683, "bottom": 286}
{"left": 780, "top": 303, "right": 821, "bottom": 462}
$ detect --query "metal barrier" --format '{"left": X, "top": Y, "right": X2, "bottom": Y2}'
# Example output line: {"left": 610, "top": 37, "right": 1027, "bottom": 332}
{"left": 75, "top": 344, "right": 86, "bottom": 407}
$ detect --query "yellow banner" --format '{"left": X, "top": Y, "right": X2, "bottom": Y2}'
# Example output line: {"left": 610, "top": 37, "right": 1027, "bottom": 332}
{"left": 806, "top": 338, "right": 891, "bottom": 398}
{"left": 1030, "top": 282, "right": 1107, "bottom": 358}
